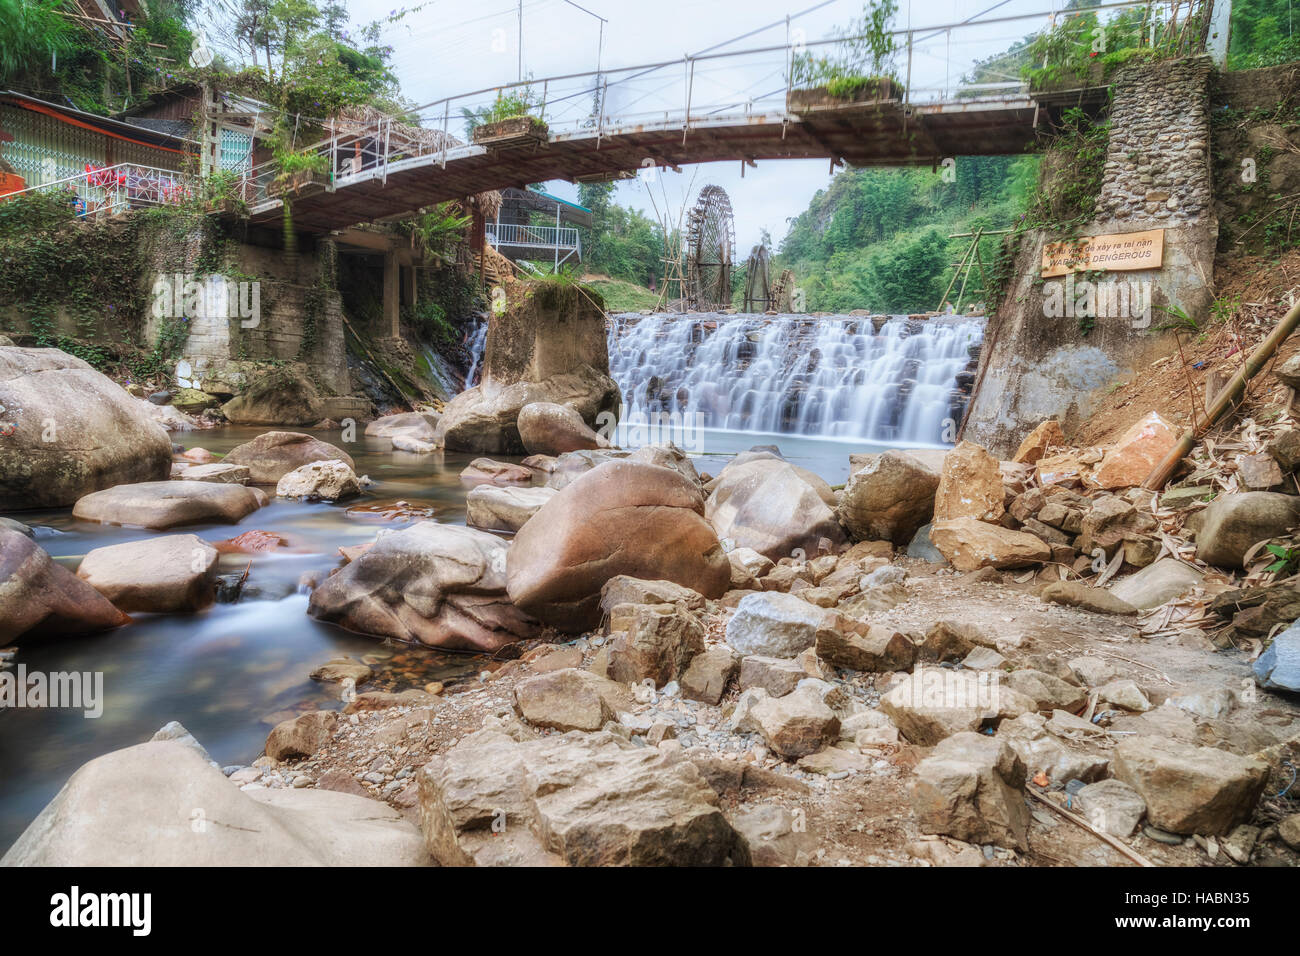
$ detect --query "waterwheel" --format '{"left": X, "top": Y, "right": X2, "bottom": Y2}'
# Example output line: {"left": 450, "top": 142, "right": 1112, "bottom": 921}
{"left": 685, "top": 185, "right": 735, "bottom": 311}
{"left": 743, "top": 243, "right": 771, "bottom": 312}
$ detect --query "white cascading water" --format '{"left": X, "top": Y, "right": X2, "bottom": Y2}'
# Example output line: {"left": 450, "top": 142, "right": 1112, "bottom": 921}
{"left": 606, "top": 312, "right": 984, "bottom": 444}
{"left": 463, "top": 317, "right": 488, "bottom": 388}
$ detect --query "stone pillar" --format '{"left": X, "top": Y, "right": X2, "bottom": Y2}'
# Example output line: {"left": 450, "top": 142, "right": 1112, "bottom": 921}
{"left": 382, "top": 247, "right": 400, "bottom": 339}
{"left": 961, "top": 58, "right": 1218, "bottom": 456}
{"left": 403, "top": 265, "right": 418, "bottom": 310}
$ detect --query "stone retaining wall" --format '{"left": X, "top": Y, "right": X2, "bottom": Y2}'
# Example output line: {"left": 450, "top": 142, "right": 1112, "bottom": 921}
{"left": 964, "top": 56, "right": 1220, "bottom": 457}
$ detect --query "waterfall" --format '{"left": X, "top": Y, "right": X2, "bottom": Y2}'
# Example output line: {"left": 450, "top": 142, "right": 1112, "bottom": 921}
{"left": 606, "top": 312, "right": 984, "bottom": 445}
{"left": 464, "top": 318, "right": 488, "bottom": 388}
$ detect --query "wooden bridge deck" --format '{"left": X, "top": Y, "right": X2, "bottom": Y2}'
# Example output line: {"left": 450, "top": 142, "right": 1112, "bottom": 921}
{"left": 246, "top": 95, "right": 1046, "bottom": 236}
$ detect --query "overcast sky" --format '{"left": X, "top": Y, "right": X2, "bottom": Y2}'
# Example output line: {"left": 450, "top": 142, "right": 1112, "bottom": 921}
{"left": 205, "top": 0, "right": 1058, "bottom": 249}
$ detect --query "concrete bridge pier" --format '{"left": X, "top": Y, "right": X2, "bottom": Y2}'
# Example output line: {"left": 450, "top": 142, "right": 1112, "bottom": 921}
{"left": 382, "top": 245, "right": 401, "bottom": 339}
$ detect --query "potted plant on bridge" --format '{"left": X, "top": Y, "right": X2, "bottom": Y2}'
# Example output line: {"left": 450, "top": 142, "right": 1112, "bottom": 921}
{"left": 269, "top": 147, "right": 330, "bottom": 199}
{"left": 464, "top": 87, "right": 548, "bottom": 150}
{"left": 787, "top": 0, "right": 902, "bottom": 112}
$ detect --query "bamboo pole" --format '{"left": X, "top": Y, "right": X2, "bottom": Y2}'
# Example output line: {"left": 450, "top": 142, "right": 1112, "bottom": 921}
{"left": 1141, "top": 296, "right": 1300, "bottom": 490}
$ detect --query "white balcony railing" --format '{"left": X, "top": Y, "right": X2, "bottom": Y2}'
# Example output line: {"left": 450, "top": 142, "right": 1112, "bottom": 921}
{"left": 486, "top": 222, "right": 580, "bottom": 250}
{"left": 3, "top": 163, "right": 192, "bottom": 217}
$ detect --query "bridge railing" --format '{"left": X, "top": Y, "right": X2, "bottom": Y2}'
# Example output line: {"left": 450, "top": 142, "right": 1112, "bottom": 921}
{"left": 241, "top": 0, "right": 1195, "bottom": 212}
{"left": 404, "top": 0, "right": 1195, "bottom": 141}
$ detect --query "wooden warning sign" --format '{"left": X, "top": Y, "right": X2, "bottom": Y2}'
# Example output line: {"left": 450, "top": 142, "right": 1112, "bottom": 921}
{"left": 1041, "top": 229, "right": 1164, "bottom": 278}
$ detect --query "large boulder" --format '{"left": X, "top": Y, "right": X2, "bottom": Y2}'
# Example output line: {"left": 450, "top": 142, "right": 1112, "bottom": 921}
{"left": 0, "top": 528, "right": 130, "bottom": 641}
{"left": 512, "top": 668, "right": 633, "bottom": 732}
{"left": 729, "top": 683, "right": 840, "bottom": 758}
{"left": 517, "top": 401, "right": 608, "bottom": 455}
{"left": 546, "top": 448, "right": 629, "bottom": 490}
{"left": 1089, "top": 411, "right": 1179, "bottom": 490}
{"left": 72, "top": 481, "right": 263, "bottom": 530}
{"left": 365, "top": 411, "right": 440, "bottom": 440}
{"left": 836, "top": 449, "right": 941, "bottom": 544}
{"left": 706, "top": 459, "right": 845, "bottom": 561}
{"left": 1109, "top": 557, "right": 1204, "bottom": 610}
{"left": 275, "top": 460, "right": 361, "bottom": 501}
{"left": 1253, "top": 620, "right": 1300, "bottom": 693}
{"left": 1196, "top": 491, "right": 1300, "bottom": 569}
{"left": 606, "top": 603, "right": 705, "bottom": 687}
{"left": 0, "top": 347, "right": 172, "bottom": 509}
{"left": 506, "top": 460, "right": 730, "bottom": 632}
{"left": 435, "top": 366, "right": 620, "bottom": 455}
{"left": 418, "top": 728, "right": 748, "bottom": 866}
{"left": 220, "top": 367, "right": 324, "bottom": 426}
{"left": 1, "top": 740, "right": 429, "bottom": 866}
{"left": 224, "top": 431, "right": 356, "bottom": 484}
{"left": 308, "top": 522, "right": 537, "bottom": 651}
{"left": 912, "top": 732, "right": 1030, "bottom": 850}
{"left": 725, "top": 592, "right": 836, "bottom": 658}
{"left": 466, "top": 484, "right": 557, "bottom": 533}
{"left": 1111, "top": 736, "right": 1268, "bottom": 835}
{"left": 929, "top": 517, "right": 1051, "bottom": 571}
{"left": 76, "top": 533, "right": 218, "bottom": 613}
{"left": 933, "top": 440, "right": 1005, "bottom": 523}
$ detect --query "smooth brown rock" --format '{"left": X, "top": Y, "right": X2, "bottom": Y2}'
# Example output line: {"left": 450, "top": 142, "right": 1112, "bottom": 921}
{"left": 365, "top": 411, "right": 440, "bottom": 440}
{"left": 1013, "top": 420, "right": 1066, "bottom": 465}
{"left": 507, "top": 460, "right": 730, "bottom": 632}
{"left": 0, "top": 528, "right": 130, "bottom": 641}
{"left": 460, "top": 458, "right": 533, "bottom": 485}
{"left": 76, "top": 534, "right": 218, "bottom": 613}
{"left": 0, "top": 347, "right": 172, "bottom": 509}
{"left": 72, "top": 481, "right": 263, "bottom": 530}
{"left": 224, "top": 431, "right": 355, "bottom": 484}
{"left": 308, "top": 522, "right": 536, "bottom": 652}
{"left": 1090, "top": 411, "right": 1179, "bottom": 489}
{"left": 706, "top": 458, "right": 845, "bottom": 561}
{"left": 517, "top": 401, "right": 608, "bottom": 455}
{"left": 929, "top": 517, "right": 1051, "bottom": 571}
{"left": 934, "top": 440, "right": 1005, "bottom": 523}
{"left": 465, "top": 484, "right": 556, "bottom": 533}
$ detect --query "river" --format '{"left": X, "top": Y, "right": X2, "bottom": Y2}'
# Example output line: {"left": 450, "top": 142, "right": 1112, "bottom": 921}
{"left": 0, "top": 422, "right": 915, "bottom": 851}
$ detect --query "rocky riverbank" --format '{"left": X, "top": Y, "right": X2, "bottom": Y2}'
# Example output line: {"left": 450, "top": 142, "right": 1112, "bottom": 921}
{"left": 4, "top": 333, "right": 1300, "bottom": 866}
